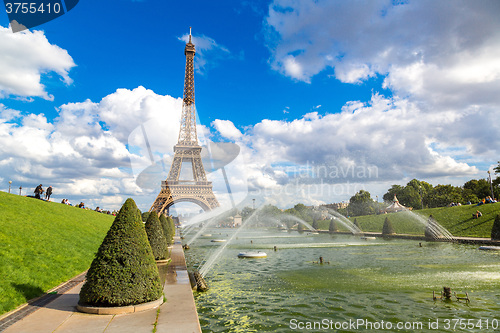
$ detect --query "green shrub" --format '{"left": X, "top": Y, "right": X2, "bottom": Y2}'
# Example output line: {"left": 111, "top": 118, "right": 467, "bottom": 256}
{"left": 79, "top": 198, "right": 162, "bottom": 307}
{"left": 160, "top": 215, "right": 175, "bottom": 246}
{"left": 298, "top": 223, "right": 305, "bottom": 233}
{"left": 329, "top": 219, "right": 338, "bottom": 233}
{"left": 382, "top": 217, "right": 395, "bottom": 235}
{"left": 491, "top": 215, "right": 500, "bottom": 240}
{"left": 168, "top": 216, "right": 175, "bottom": 238}
{"left": 354, "top": 218, "right": 361, "bottom": 231}
{"left": 145, "top": 212, "right": 167, "bottom": 260}
{"left": 141, "top": 212, "right": 150, "bottom": 223}
{"left": 312, "top": 220, "right": 319, "bottom": 230}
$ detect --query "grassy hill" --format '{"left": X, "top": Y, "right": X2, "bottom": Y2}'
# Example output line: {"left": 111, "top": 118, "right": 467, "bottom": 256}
{"left": 319, "top": 203, "right": 500, "bottom": 237}
{"left": 0, "top": 192, "right": 114, "bottom": 315}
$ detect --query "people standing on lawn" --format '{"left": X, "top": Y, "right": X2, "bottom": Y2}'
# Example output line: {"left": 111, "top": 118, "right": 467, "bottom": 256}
{"left": 45, "top": 186, "right": 53, "bottom": 200}
{"left": 34, "top": 184, "right": 43, "bottom": 199}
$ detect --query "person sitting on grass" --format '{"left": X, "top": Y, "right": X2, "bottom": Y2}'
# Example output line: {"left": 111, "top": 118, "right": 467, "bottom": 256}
{"left": 473, "top": 210, "right": 483, "bottom": 219}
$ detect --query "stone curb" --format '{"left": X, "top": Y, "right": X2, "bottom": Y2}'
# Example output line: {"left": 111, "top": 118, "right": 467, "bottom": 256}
{"left": 156, "top": 258, "right": 172, "bottom": 264}
{"left": 0, "top": 271, "right": 87, "bottom": 326}
{"left": 76, "top": 296, "right": 163, "bottom": 315}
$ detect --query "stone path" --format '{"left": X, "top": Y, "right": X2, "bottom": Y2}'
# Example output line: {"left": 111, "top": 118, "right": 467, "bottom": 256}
{"left": 0, "top": 237, "right": 201, "bottom": 333}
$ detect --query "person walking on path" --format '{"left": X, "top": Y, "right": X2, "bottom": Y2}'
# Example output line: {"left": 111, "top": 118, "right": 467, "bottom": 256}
{"left": 45, "top": 186, "right": 53, "bottom": 200}
{"left": 34, "top": 184, "right": 43, "bottom": 199}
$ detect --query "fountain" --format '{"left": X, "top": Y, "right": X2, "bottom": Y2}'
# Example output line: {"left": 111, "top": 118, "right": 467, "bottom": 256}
{"left": 181, "top": 199, "right": 500, "bottom": 332}
{"left": 402, "top": 209, "right": 455, "bottom": 241}
{"left": 324, "top": 208, "right": 363, "bottom": 235}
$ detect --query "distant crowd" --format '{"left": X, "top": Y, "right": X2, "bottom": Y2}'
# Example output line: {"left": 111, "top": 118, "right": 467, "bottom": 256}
{"left": 33, "top": 184, "right": 117, "bottom": 215}
{"left": 477, "top": 196, "right": 497, "bottom": 205}
{"left": 448, "top": 196, "right": 497, "bottom": 207}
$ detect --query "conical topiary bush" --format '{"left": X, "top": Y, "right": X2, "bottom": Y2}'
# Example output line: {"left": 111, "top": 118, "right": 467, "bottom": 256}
{"left": 491, "top": 215, "right": 500, "bottom": 240}
{"left": 382, "top": 217, "right": 395, "bottom": 236}
{"left": 354, "top": 218, "right": 361, "bottom": 231}
{"left": 79, "top": 198, "right": 163, "bottom": 307}
{"left": 329, "top": 219, "right": 338, "bottom": 233}
{"left": 159, "top": 214, "right": 172, "bottom": 246}
{"left": 168, "top": 216, "right": 175, "bottom": 242}
{"left": 312, "top": 219, "right": 319, "bottom": 230}
{"left": 145, "top": 212, "right": 167, "bottom": 260}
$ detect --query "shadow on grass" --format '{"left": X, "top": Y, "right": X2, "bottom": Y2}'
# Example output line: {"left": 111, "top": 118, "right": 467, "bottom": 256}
{"left": 449, "top": 217, "right": 475, "bottom": 229}
{"left": 11, "top": 283, "right": 44, "bottom": 302}
{"left": 456, "top": 219, "right": 491, "bottom": 233}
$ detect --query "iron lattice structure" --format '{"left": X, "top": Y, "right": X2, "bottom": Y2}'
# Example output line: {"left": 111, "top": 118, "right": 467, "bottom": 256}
{"left": 150, "top": 29, "right": 219, "bottom": 215}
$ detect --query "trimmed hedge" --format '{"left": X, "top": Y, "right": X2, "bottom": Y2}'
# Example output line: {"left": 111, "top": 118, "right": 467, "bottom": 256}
{"left": 79, "top": 198, "right": 162, "bottom": 307}
{"left": 491, "top": 215, "right": 500, "bottom": 240}
{"left": 354, "top": 218, "right": 361, "bottom": 231}
{"left": 329, "top": 219, "right": 338, "bottom": 233}
{"left": 382, "top": 217, "right": 395, "bottom": 235}
{"left": 145, "top": 212, "right": 167, "bottom": 260}
{"left": 160, "top": 214, "right": 174, "bottom": 246}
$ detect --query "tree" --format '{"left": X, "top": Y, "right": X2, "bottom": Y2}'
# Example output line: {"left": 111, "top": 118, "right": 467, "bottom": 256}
{"left": 141, "top": 212, "right": 150, "bottom": 223}
{"left": 145, "top": 212, "right": 167, "bottom": 260}
{"left": 297, "top": 223, "right": 305, "bottom": 233}
{"left": 383, "top": 180, "right": 433, "bottom": 210}
{"left": 428, "top": 184, "right": 462, "bottom": 208}
{"left": 329, "top": 219, "right": 338, "bottom": 233}
{"left": 382, "top": 217, "right": 395, "bottom": 235}
{"left": 312, "top": 219, "right": 319, "bottom": 230}
{"left": 491, "top": 215, "right": 500, "bottom": 240}
{"left": 293, "top": 203, "right": 313, "bottom": 223}
{"left": 463, "top": 179, "right": 491, "bottom": 200}
{"left": 494, "top": 162, "right": 500, "bottom": 188}
{"left": 349, "top": 190, "right": 375, "bottom": 216}
{"left": 241, "top": 207, "right": 256, "bottom": 221}
{"left": 383, "top": 185, "right": 404, "bottom": 203}
{"left": 79, "top": 198, "right": 162, "bottom": 307}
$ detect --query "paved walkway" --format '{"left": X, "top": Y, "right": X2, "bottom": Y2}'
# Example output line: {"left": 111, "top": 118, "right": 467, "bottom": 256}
{"left": 0, "top": 237, "right": 201, "bottom": 333}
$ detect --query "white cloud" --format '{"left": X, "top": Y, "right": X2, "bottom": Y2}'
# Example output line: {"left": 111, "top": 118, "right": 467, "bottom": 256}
{"left": 0, "top": 26, "right": 75, "bottom": 100}
{"left": 211, "top": 119, "right": 243, "bottom": 140}
{"left": 0, "top": 87, "right": 184, "bottom": 211}
{"left": 255, "top": 0, "right": 500, "bottom": 204}
{"left": 219, "top": 92, "right": 498, "bottom": 206}
{"left": 265, "top": 0, "right": 500, "bottom": 110}
{"left": 178, "top": 33, "right": 231, "bottom": 74}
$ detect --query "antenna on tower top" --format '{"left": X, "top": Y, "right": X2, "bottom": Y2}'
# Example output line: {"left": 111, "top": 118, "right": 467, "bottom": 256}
{"left": 189, "top": 26, "right": 192, "bottom": 42}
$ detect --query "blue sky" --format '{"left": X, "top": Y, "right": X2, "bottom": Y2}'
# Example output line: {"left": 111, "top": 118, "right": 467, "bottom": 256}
{"left": 1, "top": 0, "right": 499, "bottom": 213}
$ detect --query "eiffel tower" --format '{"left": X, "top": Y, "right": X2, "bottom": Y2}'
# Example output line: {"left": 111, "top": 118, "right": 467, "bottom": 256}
{"left": 150, "top": 28, "right": 219, "bottom": 215}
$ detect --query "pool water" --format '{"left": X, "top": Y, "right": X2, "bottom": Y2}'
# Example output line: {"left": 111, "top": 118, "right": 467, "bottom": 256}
{"left": 185, "top": 229, "right": 500, "bottom": 332}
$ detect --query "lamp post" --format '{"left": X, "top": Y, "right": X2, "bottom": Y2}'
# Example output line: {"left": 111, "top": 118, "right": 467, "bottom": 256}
{"left": 252, "top": 198, "right": 255, "bottom": 210}
{"left": 488, "top": 170, "right": 495, "bottom": 200}
{"left": 19, "top": 186, "right": 22, "bottom": 196}
{"left": 8, "top": 181, "right": 12, "bottom": 194}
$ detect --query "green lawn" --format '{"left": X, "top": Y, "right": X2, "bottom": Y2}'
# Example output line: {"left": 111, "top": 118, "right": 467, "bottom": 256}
{"left": 0, "top": 192, "right": 114, "bottom": 315}
{"left": 318, "top": 203, "right": 500, "bottom": 237}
